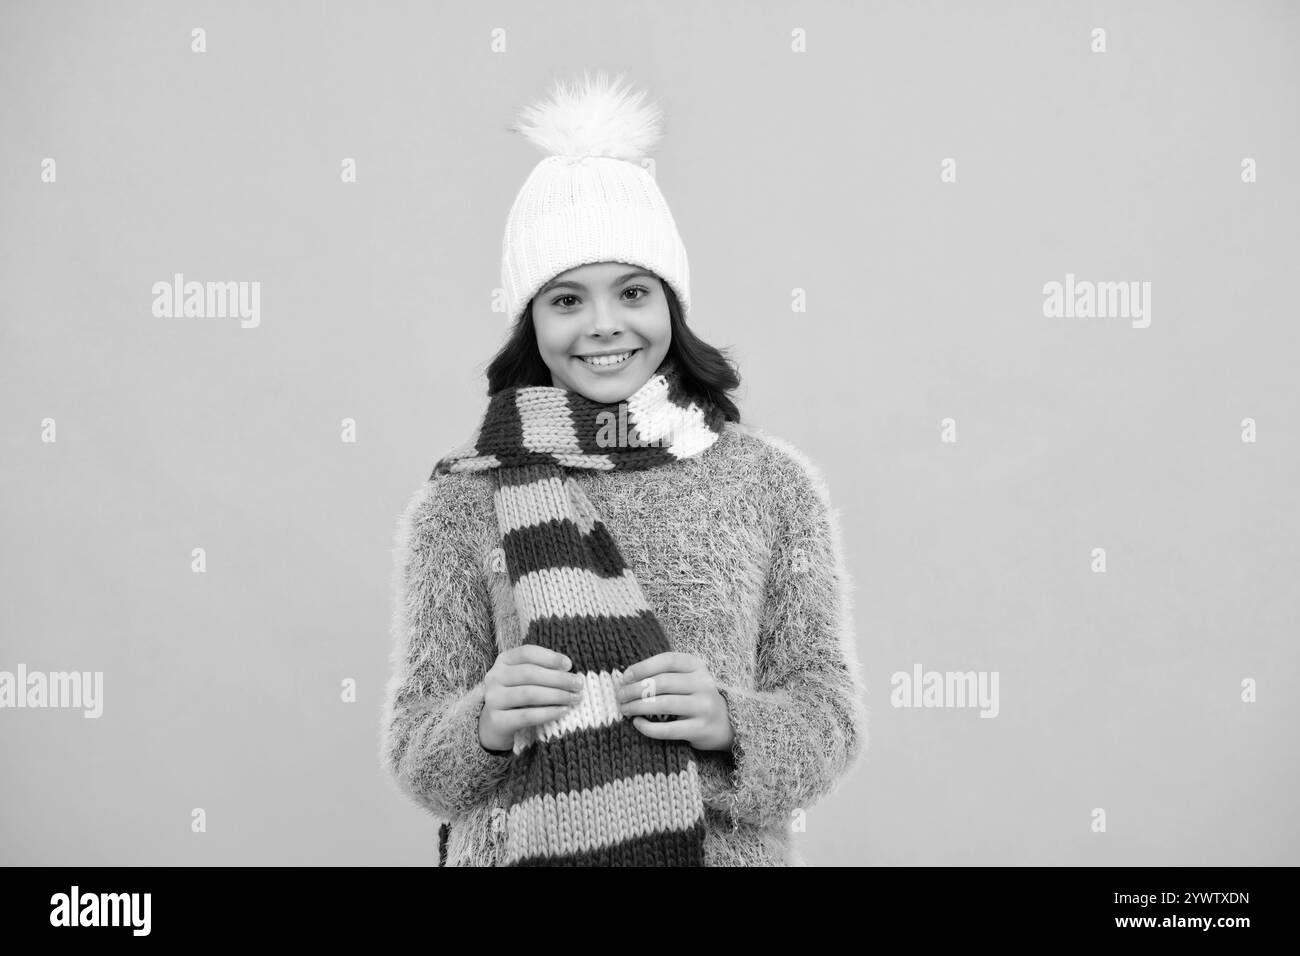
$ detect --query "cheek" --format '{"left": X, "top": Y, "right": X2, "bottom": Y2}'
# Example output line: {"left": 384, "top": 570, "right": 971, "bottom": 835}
{"left": 533, "top": 318, "right": 568, "bottom": 356}
{"left": 648, "top": 321, "right": 672, "bottom": 351}
{"left": 632, "top": 311, "right": 671, "bottom": 345}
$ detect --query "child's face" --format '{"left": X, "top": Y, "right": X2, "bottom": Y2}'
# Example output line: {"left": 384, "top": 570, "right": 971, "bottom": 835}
{"left": 531, "top": 261, "right": 671, "bottom": 403}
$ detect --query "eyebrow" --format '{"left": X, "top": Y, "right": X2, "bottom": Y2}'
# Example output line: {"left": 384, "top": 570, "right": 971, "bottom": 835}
{"left": 538, "top": 270, "right": 657, "bottom": 295}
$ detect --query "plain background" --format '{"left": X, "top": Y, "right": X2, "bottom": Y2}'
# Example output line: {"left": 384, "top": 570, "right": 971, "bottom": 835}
{"left": 1, "top": 0, "right": 1297, "bottom": 866}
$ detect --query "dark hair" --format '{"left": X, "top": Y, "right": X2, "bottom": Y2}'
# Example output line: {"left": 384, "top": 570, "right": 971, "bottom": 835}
{"left": 484, "top": 280, "right": 742, "bottom": 423}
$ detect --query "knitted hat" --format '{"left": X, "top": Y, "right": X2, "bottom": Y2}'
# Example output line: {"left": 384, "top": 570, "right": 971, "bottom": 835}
{"left": 500, "top": 71, "right": 691, "bottom": 326}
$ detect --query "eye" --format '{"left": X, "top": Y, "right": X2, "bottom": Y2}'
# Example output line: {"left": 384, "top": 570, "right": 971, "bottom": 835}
{"left": 622, "top": 285, "right": 650, "bottom": 301}
{"left": 550, "top": 293, "right": 580, "bottom": 309}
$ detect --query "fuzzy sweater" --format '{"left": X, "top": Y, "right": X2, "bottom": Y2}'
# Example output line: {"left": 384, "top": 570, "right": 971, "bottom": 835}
{"left": 378, "top": 419, "right": 869, "bottom": 866}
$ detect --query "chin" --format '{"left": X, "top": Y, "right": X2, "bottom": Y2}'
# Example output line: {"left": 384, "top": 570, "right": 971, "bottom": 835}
{"left": 576, "top": 380, "right": 637, "bottom": 403}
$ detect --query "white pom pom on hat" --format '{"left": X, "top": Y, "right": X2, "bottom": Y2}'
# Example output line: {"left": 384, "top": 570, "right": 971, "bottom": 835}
{"left": 499, "top": 70, "right": 691, "bottom": 326}
{"left": 511, "top": 68, "right": 664, "bottom": 161}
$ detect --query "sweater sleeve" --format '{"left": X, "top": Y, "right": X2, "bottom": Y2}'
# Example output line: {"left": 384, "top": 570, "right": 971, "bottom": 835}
{"left": 695, "top": 435, "right": 869, "bottom": 829}
{"left": 378, "top": 475, "right": 513, "bottom": 820}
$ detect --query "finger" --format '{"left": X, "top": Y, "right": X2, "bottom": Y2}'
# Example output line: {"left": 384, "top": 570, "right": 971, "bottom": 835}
{"left": 619, "top": 652, "right": 698, "bottom": 687}
{"left": 503, "top": 644, "right": 573, "bottom": 671}
{"left": 502, "top": 662, "right": 587, "bottom": 691}
{"left": 505, "top": 706, "right": 573, "bottom": 731}
{"left": 629, "top": 715, "right": 701, "bottom": 741}
{"left": 500, "top": 684, "right": 581, "bottom": 710}
{"left": 620, "top": 694, "right": 700, "bottom": 719}
{"left": 614, "top": 672, "right": 698, "bottom": 704}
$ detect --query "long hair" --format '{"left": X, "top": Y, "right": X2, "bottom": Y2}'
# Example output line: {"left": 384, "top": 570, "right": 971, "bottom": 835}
{"left": 484, "top": 281, "right": 742, "bottom": 423}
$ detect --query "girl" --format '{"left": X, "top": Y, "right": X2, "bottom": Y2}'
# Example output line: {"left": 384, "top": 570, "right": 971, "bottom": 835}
{"left": 379, "top": 71, "right": 868, "bottom": 866}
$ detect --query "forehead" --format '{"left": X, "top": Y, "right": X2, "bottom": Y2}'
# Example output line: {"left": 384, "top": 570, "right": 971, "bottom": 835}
{"left": 545, "top": 262, "right": 656, "bottom": 286}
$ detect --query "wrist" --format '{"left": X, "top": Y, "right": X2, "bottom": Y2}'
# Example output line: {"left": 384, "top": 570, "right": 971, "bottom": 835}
{"left": 707, "top": 687, "right": 738, "bottom": 752}
{"left": 478, "top": 727, "right": 512, "bottom": 755}
{"left": 476, "top": 699, "right": 512, "bottom": 755}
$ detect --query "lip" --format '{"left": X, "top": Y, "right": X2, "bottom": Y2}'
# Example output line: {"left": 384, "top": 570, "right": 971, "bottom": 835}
{"left": 573, "top": 348, "right": 640, "bottom": 372}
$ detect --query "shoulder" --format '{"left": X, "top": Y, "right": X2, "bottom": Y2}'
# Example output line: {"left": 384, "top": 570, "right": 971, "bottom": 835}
{"left": 393, "top": 469, "right": 494, "bottom": 561}
{"left": 716, "top": 421, "right": 837, "bottom": 514}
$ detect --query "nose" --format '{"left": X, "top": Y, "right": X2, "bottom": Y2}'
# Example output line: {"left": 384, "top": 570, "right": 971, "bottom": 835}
{"left": 585, "top": 301, "right": 623, "bottom": 340}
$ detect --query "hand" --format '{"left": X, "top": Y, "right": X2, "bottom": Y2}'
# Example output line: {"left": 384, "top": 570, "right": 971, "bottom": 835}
{"left": 616, "top": 652, "right": 736, "bottom": 752}
{"left": 478, "top": 645, "right": 586, "bottom": 753}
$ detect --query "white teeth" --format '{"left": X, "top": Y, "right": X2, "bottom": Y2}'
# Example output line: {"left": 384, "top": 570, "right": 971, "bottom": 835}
{"left": 578, "top": 350, "right": 636, "bottom": 367}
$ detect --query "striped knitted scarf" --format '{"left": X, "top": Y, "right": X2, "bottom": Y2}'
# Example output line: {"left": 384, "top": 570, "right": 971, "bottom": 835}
{"left": 430, "top": 355, "right": 726, "bottom": 866}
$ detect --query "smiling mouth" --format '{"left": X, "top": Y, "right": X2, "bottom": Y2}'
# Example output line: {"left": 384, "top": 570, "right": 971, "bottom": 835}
{"left": 575, "top": 348, "right": 640, "bottom": 369}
